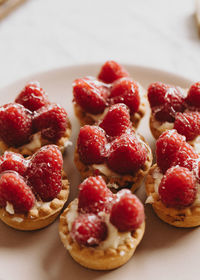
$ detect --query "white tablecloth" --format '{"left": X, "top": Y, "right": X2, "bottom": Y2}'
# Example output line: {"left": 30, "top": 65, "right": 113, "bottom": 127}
{"left": 0, "top": 0, "right": 199, "bottom": 89}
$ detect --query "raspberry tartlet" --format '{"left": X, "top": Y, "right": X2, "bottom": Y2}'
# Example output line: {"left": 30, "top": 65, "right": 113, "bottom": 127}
{"left": 0, "top": 145, "right": 69, "bottom": 230}
{"left": 74, "top": 103, "right": 152, "bottom": 192}
{"left": 147, "top": 82, "right": 200, "bottom": 153}
{"left": 73, "top": 60, "right": 146, "bottom": 129}
{"left": 145, "top": 130, "right": 200, "bottom": 228}
{"left": 0, "top": 82, "right": 71, "bottom": 156}
{"left": 59, "top": 176, "right": 145, "bottom": 270}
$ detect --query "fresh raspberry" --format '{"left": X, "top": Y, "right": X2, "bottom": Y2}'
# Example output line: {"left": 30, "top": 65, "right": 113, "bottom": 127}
{"left": 158, "top": 166, "right": 197, "bottom": 208}
{"left": 99, "top": 104, "right": 131, "bottom": 137}
{"left": 26, "top": 145, "right": 63, "bottom": 201}
{"left": 174, "top": 112, "right": 200, "bottom": 141}
{"left": 0, "top": 151, "right": 27, "bottom": 176}
{"left": 109, "top": 78, "right": 140, "bottom": 114}
{"left": 77, "top": 125, "right": 107, "bottom": 164}
{"left": 170, "top": 143, "right": 199, "bottom": 172}
{"left": 0, "top": 103, "right": 32, "bottom": 147}
{"left": 33, "top": 103, "right": 68, "bottom": 142}
{"left": 0, "top": 172, "right": 35, "bottom": 213}
{"left": 148, "top": 82, "right": 167, "bottom": 108}
{"left": 15, "top": 82, "right": 49, "bottom": 112}
{"left": 156, "top": 130, "right": 198, "bottom": 173}
{"left": 110, "top": 189, "right": 144, "bottom": 232}
{"left": 148, "top": 82, "right": 185, "bottom": 122}
{"left": 78, "top": 176, "right": 113, "bottom": 214}
{"left": 185, "top": 82, "right": 200, "bottom": 108}
{"left": 107, "top": 134, "right": 147, "bottom": 174}
{"left": 98, "top": 61, "right": 129, "bottom": 84}
{"left": 73, "top": 78, "right": 108, "bottom": 114}
{"left": 71, "top": 213, "right": 107, "bottom": 246}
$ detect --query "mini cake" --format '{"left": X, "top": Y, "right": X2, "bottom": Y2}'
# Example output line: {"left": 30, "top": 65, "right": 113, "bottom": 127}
{"left": 0, "top": 145, "right": 69, "bottom": 230}
{"left": 74, "top": 103, "right": 152, "bottom": 192}
{"left": 147, "top": 81, "right": 200, "bottom": 153}
{"left": 59, "top": 176, "right": 145, "bottom": 270}
{"left": 73, "top": 60, "right": 146, "bottom": 129}
{"left": 145, "top": 129, "right": 200, "bottom": 228}
{"left": 0, "top": 82, "right": 71, "bottom": 156}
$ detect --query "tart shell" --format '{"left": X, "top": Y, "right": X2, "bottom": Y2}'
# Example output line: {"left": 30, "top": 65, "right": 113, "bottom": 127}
{"left": 0, "top": 126, "right": 72, "bottom": 157}
{"left": 145, "top": 164, "right": 200, "bottom": 228}
{"left": 74, "top": 136, "right": 153, "bottom": 193}
{"left": 0, "top": 171, "right": 70, "bottom": 231}
{"left": 59, "top": 201, "right": 145, "bottom": 270}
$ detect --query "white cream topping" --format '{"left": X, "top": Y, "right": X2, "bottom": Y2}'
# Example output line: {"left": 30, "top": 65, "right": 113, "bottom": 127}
{"left": 5, "top": 201, "right": 15, "bottom": 214}
{"left": 66, "top": 199, "right": 133, "bottom": 250}
{"left": 21, "top": 133, "right": 42, "bottom": 151}
{"left": 92, "top": 163, "right": 120, "bottom": 178}
{"left": 98, "top": 212, "right": 132, "bottom": 250}
{"left": 12, "top": 217, "right": 23, "bottom": 223}
{"left": 66, "top": 199, "right": 78, "bottom": 231}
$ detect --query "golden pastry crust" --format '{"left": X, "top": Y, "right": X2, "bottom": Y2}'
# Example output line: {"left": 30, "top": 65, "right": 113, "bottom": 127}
{"left": 59, "top": 201, "right": 145, "bottom": 270}
{"left": 0, "top": 171, "right": 70, "bottom": 231}
{"left": 145, "top": 164, "right": 200, "bottom": 228}
{"left": 0, "top": 126, "right": 71, "bottom": 157}
{"left": 149, "top": 114, "right": 168, "bottom": 139}
{"left": 74, "top": 95, "right": 146, "bottom": 129}
{"left": 74, "top": 136, "right": 152, "bottom": 193}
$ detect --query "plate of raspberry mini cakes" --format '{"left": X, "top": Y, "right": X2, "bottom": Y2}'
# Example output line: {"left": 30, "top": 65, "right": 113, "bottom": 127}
{"left": 0, "top": 62, "right": 200, "bottom": 280}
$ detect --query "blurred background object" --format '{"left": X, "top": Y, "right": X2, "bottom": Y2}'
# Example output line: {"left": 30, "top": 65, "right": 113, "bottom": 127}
{"left": 0, "top": 0, "right": 26, "bottom": 20}
{"left": 196, "top": 0, "right": 200, "bottom": 36}
{"left": 0, "top": 0, "right": 199, "bottom": 89}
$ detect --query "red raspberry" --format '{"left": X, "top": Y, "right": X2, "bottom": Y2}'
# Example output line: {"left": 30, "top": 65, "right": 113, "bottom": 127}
{"left": 71, "top": 213, "right": 107, "bottom": 246}
{"left": 26, "top": 145, "right": 63, "bottom": 201}
{"left": 170, "top": 144, "right": 198, "bottom": 172}
{"left": 0, "top": 172, "right": 35, "bottom": 213}
{"left": 77, "top": 125, "right": 107, "bottom": 164}
{"left": 110, "top": 189, "right": 144, "bottom": 232}
{"left": 15, "top": 82, "right": 49, "bottom": 112}
{"left": 78, "top": 176, "right": 113, "bottom": 214}
{"left": 185, "top": 82, "right": 200, "bottom": 108}
{"left": 174, "top": 112, "right": 200, "bottom": 141}
{"left": 0, "top": 151, "right": 27, "bottom": 176}
{"left": 99, "top": 104, "right": 131, "bottom": 137}
{"left": 33, "top": 103, "right": 68, "bottom": 142}
{"left": 148, "top": 82, "right": 167, "bottom": 108}
{"left": 98, "top": 61, "right": 129, "bottom": 84}
{"left": 148, "top": 82, "right": 185, "bottom": 122}
{"left": 73, "top": 78, "right": 108, "bottom": 114}
{"left": 0, "top": 103, "right": 32, "bottom": 147}
{"left": 107, "top": 134, "right": 147, "bottom": 174}
{"left": 109, "top": 78, "right": 140, "bottom": 114}
{"left": 156, "top": 130, "right": 198, "bottom": 173}
{"left": 158, "top": 166, "right": 197, "bottom": 208}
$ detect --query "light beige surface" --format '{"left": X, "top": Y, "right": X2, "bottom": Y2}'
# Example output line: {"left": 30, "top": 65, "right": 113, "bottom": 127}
{"left": 0, "top": 64, "right": 199, "bottom": 280}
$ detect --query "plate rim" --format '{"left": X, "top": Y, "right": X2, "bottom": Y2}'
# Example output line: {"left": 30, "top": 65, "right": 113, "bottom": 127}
{"left": 0, "top": 63, "right": 194, "bottom": 92}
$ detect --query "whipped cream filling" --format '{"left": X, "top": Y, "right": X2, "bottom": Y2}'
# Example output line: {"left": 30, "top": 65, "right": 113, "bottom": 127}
{"left": 92, "top": 163, "right": 120, "bottom": 178}
{"left": 5, "top": 201, "right": 15, "bottom": 214}
{"left": 154, "top": 120, "right": 174, "bottom": 132}
{"left": 146, "top": 166, "right": 200, "bottom": 207}
{"left": 66, "top": 199, "right": 133, "bottom": 250}
{"left": 21, "top": 133, "right": 42, "bottom": 151}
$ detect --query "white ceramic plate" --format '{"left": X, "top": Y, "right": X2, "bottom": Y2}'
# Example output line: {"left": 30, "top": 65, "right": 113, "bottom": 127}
{"left": 0, "top": 64, "right": 198, "bottom": 280}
